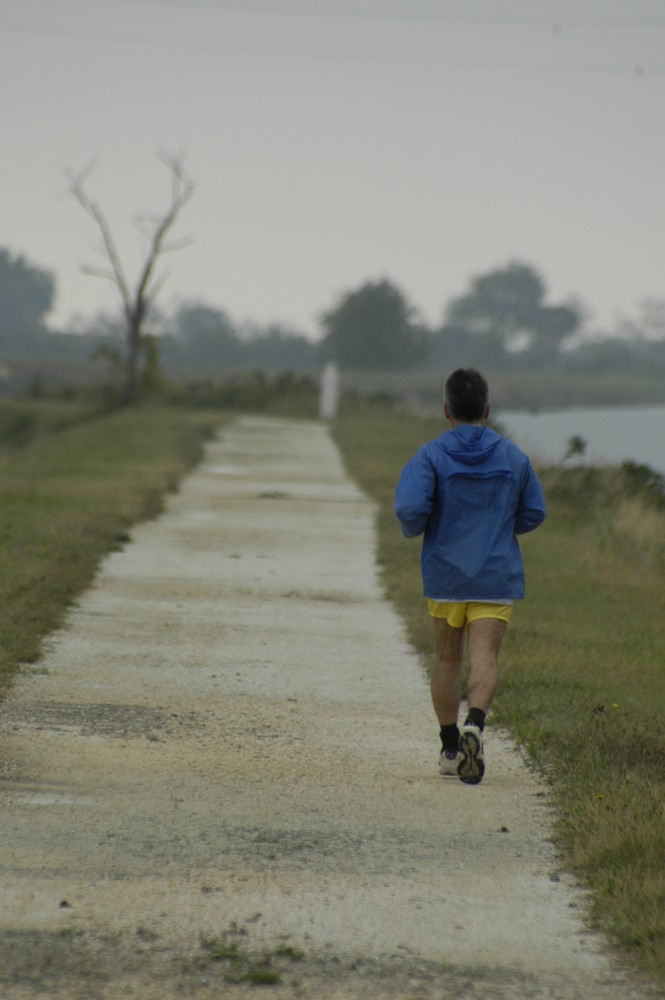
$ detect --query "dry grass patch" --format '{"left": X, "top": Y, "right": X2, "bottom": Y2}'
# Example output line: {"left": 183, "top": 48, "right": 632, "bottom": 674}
{"left": 332, "top": 402, "right": 665, "bottom": 986}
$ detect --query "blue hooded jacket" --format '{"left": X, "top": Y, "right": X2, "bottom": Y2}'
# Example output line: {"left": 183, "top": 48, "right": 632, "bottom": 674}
{"left": 395, "top": 424, "right": 546, "bottom": 601}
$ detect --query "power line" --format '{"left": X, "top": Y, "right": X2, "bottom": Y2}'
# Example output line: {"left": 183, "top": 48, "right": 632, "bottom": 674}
{"left": 2, "top": 14, "right": 663, "bottom": 78}
{"left": 88, "top": 0, "right": 665, "bottom": 29}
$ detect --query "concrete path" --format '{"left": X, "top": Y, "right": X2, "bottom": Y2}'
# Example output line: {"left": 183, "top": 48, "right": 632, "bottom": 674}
{"left": 0, "top": 417, "right": 658, "bottom": 999}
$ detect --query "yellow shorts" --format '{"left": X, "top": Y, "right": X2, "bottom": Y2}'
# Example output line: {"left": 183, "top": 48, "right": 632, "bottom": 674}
{"left": 426, "top": 600, "right": 513, "bottom": 629}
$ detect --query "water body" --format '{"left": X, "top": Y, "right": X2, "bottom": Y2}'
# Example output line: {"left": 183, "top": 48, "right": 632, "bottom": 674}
{"left": 495, "top": 405, "right": 665, "bottom": 475}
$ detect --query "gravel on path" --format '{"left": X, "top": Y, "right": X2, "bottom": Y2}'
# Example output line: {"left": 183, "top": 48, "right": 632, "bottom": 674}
{"left": 0, "top": 416, "right": 658, "bottom": 999}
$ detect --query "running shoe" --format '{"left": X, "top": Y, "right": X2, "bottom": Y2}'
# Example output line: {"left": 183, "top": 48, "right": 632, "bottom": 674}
{"left": 438, "top": 750, "right": 459, "bottom": 777}
{"left": 457, "top": 724, "right": 485, "bottom": 785}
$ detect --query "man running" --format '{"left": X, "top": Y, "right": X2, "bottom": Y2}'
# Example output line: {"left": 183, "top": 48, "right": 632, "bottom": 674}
{"left": 395, "top": 368, "right": 546, "bottom": 784}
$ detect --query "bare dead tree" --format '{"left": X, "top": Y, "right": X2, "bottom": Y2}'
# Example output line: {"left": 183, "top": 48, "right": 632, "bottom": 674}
{"left": 67, "top": 153, "right": 195, "bottom": 404}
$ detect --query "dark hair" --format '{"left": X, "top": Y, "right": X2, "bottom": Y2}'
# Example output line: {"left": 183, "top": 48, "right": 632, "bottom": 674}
{"left": 444, "top": 368, "right": 489, "bottom": 422}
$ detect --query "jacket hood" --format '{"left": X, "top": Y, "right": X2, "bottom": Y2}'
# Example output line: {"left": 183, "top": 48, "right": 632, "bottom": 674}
{"left": 436, "top": 424, "right": 502, "bottom": 467}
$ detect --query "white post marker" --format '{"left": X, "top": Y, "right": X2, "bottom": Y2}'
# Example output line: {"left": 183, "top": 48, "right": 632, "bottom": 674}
{"left": 319, "top": 361, "right": 339, "bottom": 419}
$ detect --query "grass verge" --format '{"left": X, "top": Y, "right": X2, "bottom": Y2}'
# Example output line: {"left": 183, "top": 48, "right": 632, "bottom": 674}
{"left": 331, "top": 402, "right": 665, "bottom": 986}
{"left": 3, "top": 396, "right": 665, "bottom": 983}
{"left": 0, "top": 401, "right": 222, "bottom": 693}
{"left": 198, "top": 924, "right": 304, "bottom": 986}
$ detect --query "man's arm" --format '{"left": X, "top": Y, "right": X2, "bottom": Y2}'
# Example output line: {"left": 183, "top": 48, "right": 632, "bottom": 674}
{"left": 515, "top": 461, "right": 546, "bottom": 535}
{"left": 395, "top": 447, "right": 435, "bottom": 538}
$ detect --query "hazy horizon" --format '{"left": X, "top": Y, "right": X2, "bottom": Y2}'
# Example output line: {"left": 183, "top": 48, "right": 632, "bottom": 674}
{"left": 3, "top": 1, "right": 664, "bottom": 338}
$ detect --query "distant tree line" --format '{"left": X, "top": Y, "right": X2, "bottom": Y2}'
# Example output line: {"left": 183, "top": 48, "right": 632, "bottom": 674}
{"left": 0, "top": 249, "right": 56, "bottom": 359}
{"left": 2, "top": 246, "right": 665, "bottom": 379}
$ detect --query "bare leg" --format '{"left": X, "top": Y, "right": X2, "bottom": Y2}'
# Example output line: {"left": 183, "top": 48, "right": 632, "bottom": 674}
{"left": 430, "top": 618, "right": 465, "bottom": 725}
{"left": 466, "top": 618, "right": 506, "bottom": 715}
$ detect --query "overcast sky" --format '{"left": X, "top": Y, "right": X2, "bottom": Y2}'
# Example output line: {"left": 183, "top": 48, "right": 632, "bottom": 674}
{"left": 2, "top": 0, "right": 664, "bottom": 338}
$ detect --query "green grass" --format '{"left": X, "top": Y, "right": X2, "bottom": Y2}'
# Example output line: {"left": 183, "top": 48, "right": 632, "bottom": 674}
{"left": 3, "top": 396, "right": 665, "bottom": 983}
{"left": 0, "top": 401, "right": 222, "bottom": 691}
{"left": 338, "top": 368, "right": 665, "bottom": 411}
{"left": 331, "top": 403, "right": 665, "bottom": 985}
{"left": 0, "top": 399, "right": 100, "bottom": 451}
{"left": 199, "top": 926, "right": 304, "bottom": 985}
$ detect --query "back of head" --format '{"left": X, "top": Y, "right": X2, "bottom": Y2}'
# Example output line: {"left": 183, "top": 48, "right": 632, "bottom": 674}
{"left": 444, "top": 368, "right": 489, "bottom": 423}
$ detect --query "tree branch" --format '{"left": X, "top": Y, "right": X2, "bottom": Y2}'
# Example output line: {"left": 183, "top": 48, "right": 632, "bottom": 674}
{"left": 66, "top": 165, "right": 133, "bottom": 312}
{"left": 133, "top": 155, "right": 195, "bottom": 313}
